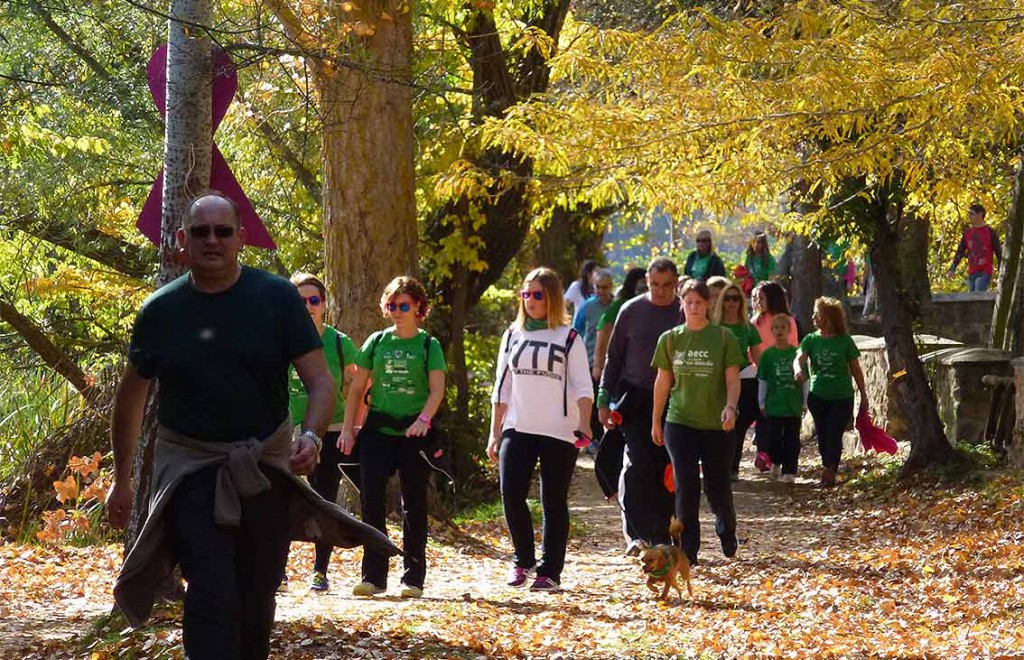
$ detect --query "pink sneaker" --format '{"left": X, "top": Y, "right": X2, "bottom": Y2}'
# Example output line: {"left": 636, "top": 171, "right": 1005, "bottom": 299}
{"left": 754, "top": 451, "right": 773, "bottom": 472}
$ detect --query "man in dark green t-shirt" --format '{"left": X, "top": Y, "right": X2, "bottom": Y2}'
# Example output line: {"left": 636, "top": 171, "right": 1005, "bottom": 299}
{"left": 105, "top": 194, "right": 337, "bottom": 659}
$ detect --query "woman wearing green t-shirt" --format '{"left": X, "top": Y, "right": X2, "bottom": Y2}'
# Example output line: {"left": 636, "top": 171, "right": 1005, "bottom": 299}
{"left": 796, "top": 297, "right": 868, "bottom": 487}
{"left": 652, "top": 279, "right": 743, "bottom": 564}
{"left": 285, "top": 273, "right": 360, "bottom": 592}
{"left": 339, "top": 277, "right": 447, "bottom": 599}
{"left": 712, "top": 282, "right": 764, "bottom": 480}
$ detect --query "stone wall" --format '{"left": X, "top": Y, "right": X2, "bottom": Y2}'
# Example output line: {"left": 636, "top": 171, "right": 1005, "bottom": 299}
{"left": 850, "top": 292, "right": 995, "bottom": 346}
{"left": 854, "top": 336, "right": 1012, "bottom": 447}
{"left": 927, "top": 348, "right": 1012, "bottom": 445}
{"left": 856, "top": 335, "right": 963, "bottom": 439}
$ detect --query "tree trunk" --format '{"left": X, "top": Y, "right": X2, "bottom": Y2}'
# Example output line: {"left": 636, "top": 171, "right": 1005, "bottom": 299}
{"left": 447, "top": 264, "right": 470, "bottom": 417}
{"left": 869, "top": 196, "right": 958, "bottom": 473}
{"left": 896, "top": 211, "right": 935, "bottom": 333}
{"left": 321, "top": 1, "right": 416, "bottom": 342}
{"left": 533, "top": 204, "right": 608, "bottom": 285}
{"left": 788, "top": 234, "right": 821, "bottom": 334}
{"left": 128, "top": 0, "right": 213, "bottom": 549}
{"left": 994, "top": 159, "right": 1024, "bottom": 351}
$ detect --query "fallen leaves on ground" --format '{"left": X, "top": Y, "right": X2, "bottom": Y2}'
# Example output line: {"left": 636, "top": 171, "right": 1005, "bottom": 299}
{"left": 4, "top": 454, "right": 1024, "bottom": 658}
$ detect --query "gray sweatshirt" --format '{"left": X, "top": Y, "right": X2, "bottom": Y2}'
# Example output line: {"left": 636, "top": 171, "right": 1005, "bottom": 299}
{"left": 599, "top": 294, "right": 680, "bottom": 404}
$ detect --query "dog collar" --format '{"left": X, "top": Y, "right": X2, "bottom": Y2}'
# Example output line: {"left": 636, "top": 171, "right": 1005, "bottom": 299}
{"left": 648, "top": 546, "right": 673, "bottom": 578}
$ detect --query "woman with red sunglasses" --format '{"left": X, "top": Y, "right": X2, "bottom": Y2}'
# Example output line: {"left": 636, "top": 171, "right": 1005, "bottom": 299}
{"left": 283, "top": 272, "right": 361, "bottom": 593}
{"left": 488, "top": 267, "right": 593, "bottom": 593}
{"left": 339, "top": 276, "right": 447, "bottom": 599}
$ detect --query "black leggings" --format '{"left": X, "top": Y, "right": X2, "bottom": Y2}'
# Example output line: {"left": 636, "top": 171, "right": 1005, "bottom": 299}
{"left": 807, "top": 393, "right": 854, "bottom": 471}
{"left": 663, "top": 422, "right": 736, "bottom": 561}
{"left": 308, "top": 430, "right": 361, "bottom": 574}
{"left": 358, "top": 426, "right": 430, "bottom": 589}
{"left": 731, "top": 377, "right": 762, "bottom": 473}
{"left": 763, "top": 416, "right": 801, "bottom": 475}
{"left": 499, "top": 429, "right": 578, "bottom": 583}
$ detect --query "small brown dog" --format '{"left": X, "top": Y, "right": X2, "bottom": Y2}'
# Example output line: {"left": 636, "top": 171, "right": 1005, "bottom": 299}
{"left": 640, "top": 517, "right": 692, "bottom": 602}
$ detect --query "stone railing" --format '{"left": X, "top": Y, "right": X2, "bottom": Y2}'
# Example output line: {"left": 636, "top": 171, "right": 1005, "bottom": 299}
{"left": 854, "top": 335, "right": 1013, "bottom": 447}
{"left": 850, "top": 291, "right": 996, "bottom": 346}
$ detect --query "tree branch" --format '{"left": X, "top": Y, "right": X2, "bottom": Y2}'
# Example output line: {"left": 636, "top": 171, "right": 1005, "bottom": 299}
{"left": 252, "top": 117, "right": 322, "bottom": 205}
{"left": 263, "top": 0, "right": 327, "bottom": 79}
{"left": 0, "top": 293, "right": 96, "bottom": 402}
{"left": 1, "top": 211, "right": 156, "bottom": 280}
{"left": 28, "top": 0, "right": 112, "bottom": 81}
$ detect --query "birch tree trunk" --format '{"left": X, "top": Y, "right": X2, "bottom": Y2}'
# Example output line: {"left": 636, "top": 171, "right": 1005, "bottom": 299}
{"left": 127, "top": 0, "right": 213, "bottom": 547}
{"left": 321, "top": 1, "right": 417, "bottom": 343}
{"left": 993, "top": 159, "right": 1024, "bottom": 351}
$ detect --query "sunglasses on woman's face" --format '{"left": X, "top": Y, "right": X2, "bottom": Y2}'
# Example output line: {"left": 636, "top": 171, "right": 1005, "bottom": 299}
{"left": 723, "top": 294, "right": 743, "bottom": 303}
{"left": 302, "top": 295, "right": 322, "bottom": 306}
{"left": 520, "top": 290, "right": 544, "bottom": 301}
{"left": 188, "top": 224, "right": 235, "bottom": 239}
{"left": 387, "top": 302, "right": 413, "bottom": 313}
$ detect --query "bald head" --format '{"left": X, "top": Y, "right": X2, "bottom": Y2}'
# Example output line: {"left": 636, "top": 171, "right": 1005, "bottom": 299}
{"left": 185, "top": 194, "right": 240, "bottom": 228}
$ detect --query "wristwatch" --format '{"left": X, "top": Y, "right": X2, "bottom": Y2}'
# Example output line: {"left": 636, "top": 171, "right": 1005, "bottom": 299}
{"left": 301, "top": 429, "right": 323, "bottom": 452}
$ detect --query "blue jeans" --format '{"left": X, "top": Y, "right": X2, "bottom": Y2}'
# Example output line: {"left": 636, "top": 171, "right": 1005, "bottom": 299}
{"left": 968, "top": 272, "right": 992, "bottom": 292}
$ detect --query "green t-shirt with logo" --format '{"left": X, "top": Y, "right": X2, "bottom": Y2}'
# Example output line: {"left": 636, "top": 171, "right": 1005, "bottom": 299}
{"left": 799, "top": 331, "right": 860, "bottom": 400}
{"left": 722, "top": 322, "right": 761, "bottom": 368}
{"left": 356, "top": 328, "right": 448, "bottom": 435}
{"left": 288, "top": 325, "right": 359, "bottom": 427}
{"left": 757, "top": 345, "right": 802, "bottom": 417}
{"left": 651, "top": 324, "right": 744, "bottom": 430}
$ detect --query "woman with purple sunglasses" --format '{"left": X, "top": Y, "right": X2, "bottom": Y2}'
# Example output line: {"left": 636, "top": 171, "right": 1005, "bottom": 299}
{"left": 488, "top": 267, "right": 593, "bottom": 593}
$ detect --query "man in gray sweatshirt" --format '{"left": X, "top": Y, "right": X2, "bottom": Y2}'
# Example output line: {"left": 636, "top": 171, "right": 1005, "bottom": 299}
{"left": 598, "top": 257, "right": 679, "bottom": 552}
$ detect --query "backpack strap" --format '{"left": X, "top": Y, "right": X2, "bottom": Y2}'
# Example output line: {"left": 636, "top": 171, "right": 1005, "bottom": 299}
{"left": 563, "top": 328, "right": 579, "bottom": 417}
{"left": 423, "top": 332, "right": 432, "bottom": 370}
{"left": 362, "top": 331, "right": 387, "bottom": 405}
{"left": 334, "top": 330, "right": 345, "bottom": 372}
{"left": 494, "top": 325, "right": 515, "bottom": 404}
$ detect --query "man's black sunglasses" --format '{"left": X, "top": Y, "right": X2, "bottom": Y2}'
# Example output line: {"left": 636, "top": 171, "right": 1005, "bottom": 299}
{"left": 189, "top": 224, "right": 236, "bottom": 239}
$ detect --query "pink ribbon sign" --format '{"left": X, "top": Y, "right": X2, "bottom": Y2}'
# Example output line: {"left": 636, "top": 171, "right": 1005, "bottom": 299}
{"left": 137, "top": 45, "right": 276, "bottom": 249}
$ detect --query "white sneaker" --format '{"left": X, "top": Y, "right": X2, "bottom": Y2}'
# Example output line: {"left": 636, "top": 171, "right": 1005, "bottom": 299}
{"left": 399, "top": 584, "right": 423, "bottom": 599}
{"left": 781, "top": 473, "right": 796, "bottom": 484}
{"left": 352, "top": 581, "right": 385, "bottom": 597}
{"left": 770, "top": 464, "right": 782, "bottom": 480}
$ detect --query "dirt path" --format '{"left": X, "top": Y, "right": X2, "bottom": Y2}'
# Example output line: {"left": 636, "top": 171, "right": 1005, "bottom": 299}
{"left": 6, "top": 443, "right": 1024, "bottom": 658}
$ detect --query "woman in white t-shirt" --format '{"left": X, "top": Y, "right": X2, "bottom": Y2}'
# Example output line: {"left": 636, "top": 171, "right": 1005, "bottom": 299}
{"left": 488, "top": 267, "right": 593, "bottom": 593}
{"left": 564, "top": 259, "right": 597, "bottom": 316}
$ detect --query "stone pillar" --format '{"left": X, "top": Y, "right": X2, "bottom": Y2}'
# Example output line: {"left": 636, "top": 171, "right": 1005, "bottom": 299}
{"left": 1010, "top": 358, "right": 1024, "bottom": 468}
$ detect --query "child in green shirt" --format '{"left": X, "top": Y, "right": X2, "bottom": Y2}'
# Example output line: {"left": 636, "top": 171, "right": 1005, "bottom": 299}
{"left": 757, "top": 314, "right": 807, "bottom": 483}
